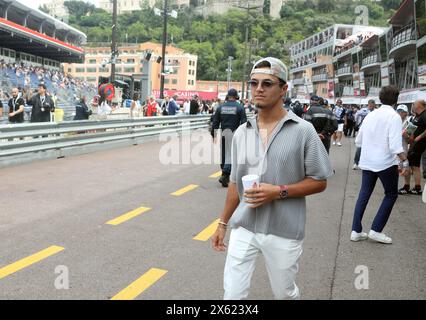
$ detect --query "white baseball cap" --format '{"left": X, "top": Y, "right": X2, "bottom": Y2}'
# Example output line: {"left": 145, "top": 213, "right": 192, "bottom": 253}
{"left": 396, "top": 104, "right": 408, "bottom": 113}
{"left": 250, "top": 57, "right": 288, "bottom": 82}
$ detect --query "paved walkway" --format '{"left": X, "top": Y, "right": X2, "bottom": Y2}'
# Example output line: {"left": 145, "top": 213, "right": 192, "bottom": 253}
{"left": 0, "top": 131, "right": 424, "bottom": 299}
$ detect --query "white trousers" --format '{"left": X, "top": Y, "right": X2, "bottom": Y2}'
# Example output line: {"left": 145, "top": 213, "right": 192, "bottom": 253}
{"left": 223, "top": 227, "right": 303, "bottom": 300}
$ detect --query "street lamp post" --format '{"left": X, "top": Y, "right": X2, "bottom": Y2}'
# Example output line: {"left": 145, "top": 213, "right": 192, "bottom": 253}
{"left": 160, "top": 0, "right": 169, "bottom": 99}
{"left": 234, "top": 1, "right": 262, "bottom": 100}
{"left": 155, "top": 2, "right": 178, "bottom": 99}
{"left": 110, "top": 0, "right": 118, "bottom": 83}
{"left": 226, "top": 56, "right": 234, "bottom": 91}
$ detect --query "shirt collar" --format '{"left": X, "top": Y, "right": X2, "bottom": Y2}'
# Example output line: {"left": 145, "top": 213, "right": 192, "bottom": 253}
{"left": 246, "top": 109, "right": 300, "bottom": 129}
{"left": 380, "top": 104, "right": 395, "bottom": 110}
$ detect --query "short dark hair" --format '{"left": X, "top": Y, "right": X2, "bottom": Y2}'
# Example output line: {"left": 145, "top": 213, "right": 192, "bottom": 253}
{"left": 379, "top": 86, "right": 399, "bottom": 106}
{"left": 38, "top": 83, "right": 47, "bottom": 90}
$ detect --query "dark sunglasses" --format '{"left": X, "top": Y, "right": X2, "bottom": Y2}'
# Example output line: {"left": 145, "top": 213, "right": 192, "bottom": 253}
{"left": 247, "top": 79, "right": 283, "bottom": 89}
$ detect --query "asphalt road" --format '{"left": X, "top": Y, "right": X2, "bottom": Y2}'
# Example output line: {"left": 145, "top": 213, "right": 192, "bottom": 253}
{"left": 0, "top": 129, "right": 425, "bottom": 300}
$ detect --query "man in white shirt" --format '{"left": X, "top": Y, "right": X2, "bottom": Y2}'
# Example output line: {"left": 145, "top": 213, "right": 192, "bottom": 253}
{"left": 351, "top": 86, "right": 409, "bottom": 244}
{"left": 183, "top": 99, "right": 191, "bottom": 115}
{"left": 353, "top": 100, "right": 376, "bottom": 169}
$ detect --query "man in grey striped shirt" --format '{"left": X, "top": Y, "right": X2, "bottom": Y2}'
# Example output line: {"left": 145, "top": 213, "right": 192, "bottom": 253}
{"left": 212, "top": 57, "right": 333, "bottom": 300}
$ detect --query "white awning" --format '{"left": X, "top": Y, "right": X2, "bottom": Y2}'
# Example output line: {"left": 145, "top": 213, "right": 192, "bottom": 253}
{"left": 397, "top": 90, "right": 426, "bottom": 104}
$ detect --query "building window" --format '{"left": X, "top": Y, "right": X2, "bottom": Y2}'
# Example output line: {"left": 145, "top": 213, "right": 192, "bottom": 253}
{"left": 165, "top": 79, "right": 170, "bottom": 84}
{"left": 124, "top": 67, "right": 135, "bottom": 73}
{"left": 191, "top": 80, "right": 194, "bottom": 85}
{"left": 68, "top": 68, "right": 71, "bottom": 72}
{"left": 86, "top": 77, "right": 96, "bottom": 82}
{"left": 88, "top": 59, "right": 96, "bottom": 64}
{"left": 188, "top": 80, "right": 191, "bottom": 85}
{"left": 99, "top": 67, "right": 109, "bottom": 72}
{"left": 172, "top": 79, "right": 177, "bottom": 84}
{"left": 76, "top": 67, "right": 85, "bottom": 73}
{"left": 127, "top": 59, "right": 135, "bottom": 64}
{"left": 86, "top": 67, "right": 97, "bottom": 73}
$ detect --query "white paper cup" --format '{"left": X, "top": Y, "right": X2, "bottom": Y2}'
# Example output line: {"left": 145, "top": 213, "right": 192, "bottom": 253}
{"left": 242, "top": 174, "right": 260, "bottom": 190}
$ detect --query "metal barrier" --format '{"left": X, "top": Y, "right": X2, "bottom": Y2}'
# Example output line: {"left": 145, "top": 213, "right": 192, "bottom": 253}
{"left": 0, "top": 115, "right": 212, "bottom": 168}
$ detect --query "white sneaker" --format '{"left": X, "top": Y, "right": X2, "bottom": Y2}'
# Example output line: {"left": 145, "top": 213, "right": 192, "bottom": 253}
{"left": 337, "top": 142, "right": 342, "bottom": 146}
{"left": 353, "top": 164, "right": 358, "bottom": 170}
{"left": 368, "top": 230, "right": 392, "bottom": 244}
{"left": 350, "top": 231, "right": 368, "bottom": 242}
{"left": 332, "top": 141, "right": 336, "bottom": 146}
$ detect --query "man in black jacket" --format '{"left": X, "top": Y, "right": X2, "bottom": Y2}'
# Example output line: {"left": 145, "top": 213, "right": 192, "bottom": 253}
{"left": 304, "top": 96, "right": 337, "bottom": 154}
{"left": 211, "top": 89, "right": 247, "bottom": 187}
{"left": 189, "top": 95, "right": 200, "bottom": 115}
{"left": 74, "top": 96, "right": 92, "bottom": 120}
{"left": 8, "top": 87, "right": 25, "bottom": 123}
{"left": 27, "top": 84, "right": 55, "bottom": 123}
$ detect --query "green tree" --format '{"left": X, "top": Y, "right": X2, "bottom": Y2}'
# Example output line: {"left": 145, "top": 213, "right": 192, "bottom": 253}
{"left": 65, "top": 0, "right": 399, "bottom": 81}
{"left": 263, "top": 0, "right": 271, "bottom": 15}
{"left": 39, "top": 4, "right": 50, "bottom": 14}
{"left": 178, "top": 41, "right": 218, "bottom": 80}
{"left": 64, "top": 1, "right": 96, "bottom": 21}
{"left": 317, "top": 0, "right": 335, "bottom": 13}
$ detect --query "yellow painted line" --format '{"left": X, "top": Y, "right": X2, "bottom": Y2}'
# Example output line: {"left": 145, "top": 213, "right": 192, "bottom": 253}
{"left": 209, "top": 171, "right": 222, "bottom": 178}
{"left": 111, "top": 268, "right": 168, "bottom": 300}
{"left": 0, "top": 246, "right": 65, "bottom": 280}
{"left": 171, "top": 184, "right": 199, "bottom": 196}
{"left": 106, "top": 207, "right": 151, "bottom": 226}
{"left": 193, "top": 219, "right": 220, "bottom": 241}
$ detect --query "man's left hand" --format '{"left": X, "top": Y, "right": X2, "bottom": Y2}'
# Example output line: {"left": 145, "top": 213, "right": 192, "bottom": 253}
{"left": 244, "top": 183, "right": 280, "bottom": 208}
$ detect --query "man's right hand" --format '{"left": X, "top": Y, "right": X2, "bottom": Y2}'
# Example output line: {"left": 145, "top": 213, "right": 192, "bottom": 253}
{"left": 212, "top": 226, "right": 227, "bottom": 252}
{"left": 399, "top": 168, "right": 409, "bottom": 177}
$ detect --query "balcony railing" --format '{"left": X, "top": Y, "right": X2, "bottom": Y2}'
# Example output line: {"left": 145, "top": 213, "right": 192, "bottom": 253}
{"left": 312, "top": 74, "right": 328, "bottom": 82}
{"left": 362, "top": 54, "right": 379, "bottom": 67}
{"left": 292, "top": 78, "right": 305, "bottom": 85}
{"left": 342, "top": 86, "right": 354, "bottom": 96}
{"left": 391, "top": 24, "right": 416, "bottom": 50}
{"left": 337, "top": 66, "right": 352, "bottom": 76}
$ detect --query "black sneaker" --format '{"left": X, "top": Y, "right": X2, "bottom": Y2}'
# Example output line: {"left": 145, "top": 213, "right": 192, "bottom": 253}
{"left": 398, "top": 187, "right": 412, "bottom": 195}
{"left": 221, "top": 175, "right": 230, "bottom": 188}
{"left": 410, "top": 188, "right": 422, "bottom": 195}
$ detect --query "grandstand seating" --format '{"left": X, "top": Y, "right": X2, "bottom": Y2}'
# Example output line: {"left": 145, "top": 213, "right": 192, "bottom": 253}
{"left": 1, "top": 62, "right": 97, "bottom": 121}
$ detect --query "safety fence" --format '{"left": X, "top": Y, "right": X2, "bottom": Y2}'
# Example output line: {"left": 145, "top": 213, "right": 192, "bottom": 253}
{"left": 0, "top": 115, "right": 213, "bottom": 168}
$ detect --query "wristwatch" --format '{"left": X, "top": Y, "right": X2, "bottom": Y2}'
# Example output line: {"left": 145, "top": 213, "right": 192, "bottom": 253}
{"left": 400, "top": 160, "right": 409, "bottom": 169}
{"left": 279, "top": 185, "right": 289, "bottom": 199}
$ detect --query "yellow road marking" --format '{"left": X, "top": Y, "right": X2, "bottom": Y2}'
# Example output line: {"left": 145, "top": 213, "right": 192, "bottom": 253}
{"left": 111, "top": 268, "right": 168, "bottom": 300}
{"left": 193, "top": 219, "right": 220, "bottom": 241}
{"left": 106, "top": 207, "right": 151, "bottom": 226}
{"left": 209, "top": 171, "right": 222, "bottom": 178}
{"left": 171, "top": 184, "right": 199, "bottom": 196}
{"left": 0, "top": 246, "right": 65, "bottom": 280}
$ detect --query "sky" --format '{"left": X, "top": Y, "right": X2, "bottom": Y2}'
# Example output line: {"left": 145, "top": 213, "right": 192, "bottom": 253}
{"left": 18, "top": 0, "right": 99, "bottom": 10}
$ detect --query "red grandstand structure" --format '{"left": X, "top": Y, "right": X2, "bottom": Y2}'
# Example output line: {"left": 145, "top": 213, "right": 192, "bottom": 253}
{"left": 0, "top": 0, "right": 86, "bottom": 67}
